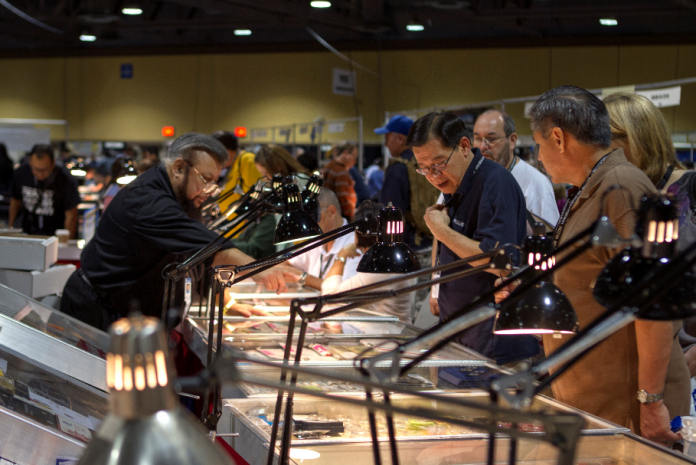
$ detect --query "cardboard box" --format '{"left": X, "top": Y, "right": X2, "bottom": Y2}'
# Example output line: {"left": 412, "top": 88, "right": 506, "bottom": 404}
{"left": 0, "top": 264, "right": 76, "bottom": 298}
{"left": 0, "top": 235, "right": 58, "bottom": 271}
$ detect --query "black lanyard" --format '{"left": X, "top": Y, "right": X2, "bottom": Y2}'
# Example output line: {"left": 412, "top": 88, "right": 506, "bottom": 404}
{"left": 656, "top": 165, "right": 675, "bottom": 191}
{"left": 552, "top": 153, "right": 611, "bottom": 247}
{"left": 507, "top": 155, "right": 518, "bottom": 173}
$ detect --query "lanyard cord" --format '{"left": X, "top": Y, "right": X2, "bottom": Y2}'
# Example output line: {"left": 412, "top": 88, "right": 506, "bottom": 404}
{"left": 552, "top": 153, "right": 611, "bottom": 247}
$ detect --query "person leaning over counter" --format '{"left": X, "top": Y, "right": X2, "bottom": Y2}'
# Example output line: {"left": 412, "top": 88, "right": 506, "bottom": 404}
{"left": 497, "top": 86, "right": 689, "bottom": 446}
{"left": 408, "top": 112, "right": 539, "bottom": 366}
{"left": 60, "top": 133, "right": 294, "bottom": 332}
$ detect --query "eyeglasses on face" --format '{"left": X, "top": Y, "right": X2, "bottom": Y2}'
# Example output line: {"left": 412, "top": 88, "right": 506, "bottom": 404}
{"left": 415, "top": 145, "right": 457, "bottom": 177}
{"left": 472, "top": 135, "right": 505, "bottom": 147}
{"left": 183, "top": 160, "right": 221, "bottom": 196}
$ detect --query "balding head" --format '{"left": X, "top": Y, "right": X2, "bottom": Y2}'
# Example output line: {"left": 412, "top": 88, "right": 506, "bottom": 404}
{"left": 317, "top": 189, "right": 343, "bottom": 233}
{"left": 473, "top": 109, "right": 517, "bottom": 168}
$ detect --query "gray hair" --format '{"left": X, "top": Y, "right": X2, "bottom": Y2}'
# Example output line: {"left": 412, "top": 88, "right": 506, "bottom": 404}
{"left": 528, "top": 85, "right": 612, "bottom": 149}
{"left": 479, "top": 109, "right": 516, "bottom": 137}
{"left": 164, "top": 132, "right": 229, "bottom": 166}
{"left": 318, "top": 188, "right": 341, "bottom": 213}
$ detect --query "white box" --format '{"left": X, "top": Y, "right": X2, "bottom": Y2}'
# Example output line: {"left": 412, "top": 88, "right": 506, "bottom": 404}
{"left": 0, "top": 264, "right": 75, "bottom": 298}
{"left": 0, "top": 235, "right": 58, "bottom": 271}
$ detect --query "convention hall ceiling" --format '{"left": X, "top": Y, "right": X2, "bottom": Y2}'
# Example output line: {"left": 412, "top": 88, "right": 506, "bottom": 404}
{"left": 1, "top": 0, "right": 695, "bottom": 56}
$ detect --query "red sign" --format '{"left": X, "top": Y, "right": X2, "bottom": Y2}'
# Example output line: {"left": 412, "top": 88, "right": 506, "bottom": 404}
{"left": 234, "top": 127, "right": 247, "bottom": 138}
{"left": 161, "top": 126, "right": 175, "bottom": 137}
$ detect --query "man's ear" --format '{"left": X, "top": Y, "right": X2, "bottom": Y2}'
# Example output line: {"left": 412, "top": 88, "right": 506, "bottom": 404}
{"left": 172, "top": 159, "right": 187, "bottom": 177}
{"left": 551, "top": 127, "right": 565, "bottom": 153}
{"left": 459, "top": 136, "right": 471, "bottom": 158}
{"left": 509, "top": 132, "right": 518, "bottom": 149}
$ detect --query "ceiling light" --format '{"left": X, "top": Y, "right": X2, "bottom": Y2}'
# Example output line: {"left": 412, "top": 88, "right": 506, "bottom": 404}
{"left": 80, "top": 33, "right": 97, "bottom": 42}
{"left": 122, "top": 7, "right": 143, "bottom": 15}
{"left": 311, "top": 1, "right": 331, "bottom": 8}
{"left": 406, "top": 24, "right": 425, "bottom": 31}
{"left": 599, "top": 18, "right": 617, "bottom": 26}
{"left": 234, "top": 29, "right": 252, "bottom": 36}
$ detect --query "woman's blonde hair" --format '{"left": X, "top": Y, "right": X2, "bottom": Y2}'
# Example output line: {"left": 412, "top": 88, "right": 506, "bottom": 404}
{"left": 255, "top": 144, "right": 309, "bottom": 177}
{"left": 604, "top": 92, "right": 683, "bottom": 186}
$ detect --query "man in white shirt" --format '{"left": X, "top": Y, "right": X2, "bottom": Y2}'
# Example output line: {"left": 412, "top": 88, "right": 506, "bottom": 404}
{"left": 285, "top": 189, "right": 355, "bottom": 290}
{"left": 473, "top": 109, "right": 559, "bottom": 228}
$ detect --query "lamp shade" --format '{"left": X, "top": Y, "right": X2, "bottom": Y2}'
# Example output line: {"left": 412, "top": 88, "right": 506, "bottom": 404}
{"left": 357, "top": 203, "right": 420, "bottom": 273}
{"left": 274, "top": 183, "right": 322, "bottom": 245}
{"left": 494, "top": 281, "right": 578, "bottom": 335}
{"left": 593, "top": 193, "right": 696, "bottom": 320}
{"left": 77, "top": 315, "right": 235, "bottom": 465}
{"left": 494, "top": 234, "right": 578, "bottom": 335}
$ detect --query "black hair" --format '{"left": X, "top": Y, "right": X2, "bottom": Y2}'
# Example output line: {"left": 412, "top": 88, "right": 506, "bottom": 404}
{"left": 210, "top": 131, "right": 239, "bottom": 152}
{"left": 30, "top": 144, "right": 54, "bottom": 162}
{"left": 528, "top": 85, "right": 612, "bottom": 149}
{"left": 355, "top": 200, "right": 384, "bottom": 248}
{"left": 406, "top": 112, "right": 472, "bottom": 149}
{"left": 165, "top": 132, "right": 229, "bottom": 166}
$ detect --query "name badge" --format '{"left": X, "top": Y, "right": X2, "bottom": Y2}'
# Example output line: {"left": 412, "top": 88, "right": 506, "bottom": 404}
{"left": 183, "top": 277, "right": 192, "bottom": 317}
{"left": 431, "top": 272, "right": 441, "bottom": 298}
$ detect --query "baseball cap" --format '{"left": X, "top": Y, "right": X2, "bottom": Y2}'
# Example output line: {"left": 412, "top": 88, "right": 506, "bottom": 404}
{"left": 374, "top": 115, "right": 414, "bottom": 136}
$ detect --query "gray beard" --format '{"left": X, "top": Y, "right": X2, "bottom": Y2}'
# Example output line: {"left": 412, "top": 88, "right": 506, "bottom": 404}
{"left": 173, "top": 168, "right": 202, "bottom": 220}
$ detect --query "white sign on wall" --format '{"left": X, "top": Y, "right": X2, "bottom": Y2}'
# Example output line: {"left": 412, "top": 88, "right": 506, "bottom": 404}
{"left": 636, "top": 86, "right": 681, "bottom": 108}
{"left": 333, "top": 68, "right": 356, "bottom": 96}
{"left": 327, "top": 123, "right": 345, "bottom": 133}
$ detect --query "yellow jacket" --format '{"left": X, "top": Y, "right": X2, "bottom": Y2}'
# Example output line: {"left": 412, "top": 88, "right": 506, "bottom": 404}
{"left": 219, "top": 151, "right": 262, "bottom": 212}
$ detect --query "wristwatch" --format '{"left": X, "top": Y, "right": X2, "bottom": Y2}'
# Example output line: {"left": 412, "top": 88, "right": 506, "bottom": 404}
{"left": 637, "top": 390, "right": 664, "bottom": 404}
{"left": 298, "top": 272, "right": 307, "bottom": 287}
{"left": 337, "top": 256, "right": 347, "bottom": 264}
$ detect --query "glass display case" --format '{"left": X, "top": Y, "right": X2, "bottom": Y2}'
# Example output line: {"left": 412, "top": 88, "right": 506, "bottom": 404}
{"left": 219, "top": 393, "right": 637, "bottom": 465}
{"left": 253, "top": 433, "right": 696, "bottom": 465}
{"left": 0, "top": 343, "right": 108, "bottom": 464}
{"left": 0, "top": 285, "right": 108, "bottom": 391}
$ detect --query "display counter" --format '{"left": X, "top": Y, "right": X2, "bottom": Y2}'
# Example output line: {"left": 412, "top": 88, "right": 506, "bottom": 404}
{"left": 218, "top": 392, "right": 642, "bottom": 465}
{"left": 0, "top": 342, "right": 108, "bottom": 464}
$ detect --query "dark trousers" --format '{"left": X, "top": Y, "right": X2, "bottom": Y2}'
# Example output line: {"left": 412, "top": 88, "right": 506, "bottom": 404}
{"left": 60, "top": 271, "right": 119, "bottom": 332}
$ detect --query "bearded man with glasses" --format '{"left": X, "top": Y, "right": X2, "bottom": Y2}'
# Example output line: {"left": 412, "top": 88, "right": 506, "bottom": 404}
{"left": 60, "top": 133, "right": 294, "bottom": 332}
{"left": 473, "top": 109, "right": 559, "bottom": 230}
{"left": 409, "top": 112, "right": 539, "bottom": 366}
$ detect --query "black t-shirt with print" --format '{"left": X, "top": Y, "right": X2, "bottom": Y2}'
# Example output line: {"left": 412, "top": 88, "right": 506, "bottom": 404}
{"left": 11, "top": 164, "right": 80, "bottom": 235}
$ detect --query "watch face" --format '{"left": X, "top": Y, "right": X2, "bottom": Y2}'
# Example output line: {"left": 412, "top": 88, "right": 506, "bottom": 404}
{"left": 637, "top": 391, "right": 647, "bottom": 402}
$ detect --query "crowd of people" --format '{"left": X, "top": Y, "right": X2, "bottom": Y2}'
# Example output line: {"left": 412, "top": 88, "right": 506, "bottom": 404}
{"left": 1, "top": 84, "right": 695, "bottom": 449}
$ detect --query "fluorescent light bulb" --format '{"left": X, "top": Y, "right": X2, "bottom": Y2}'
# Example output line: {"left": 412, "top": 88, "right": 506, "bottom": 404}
{"left": 311, "top": 1, "right": 331, "bottom": 8}
{"left": 80, "top": 34, "right": 97, "bottom": 42}
{"left": 122, "top": 7, "right": 143, "bottom": 15}
{"left": 234, "top": 29, "right": 252, "bottom": 36}
{"left": 407, "top": 24, "right": 425, "bottom": 31}
{"left": 599, "top": 18, "right": 618, "bottom": 26}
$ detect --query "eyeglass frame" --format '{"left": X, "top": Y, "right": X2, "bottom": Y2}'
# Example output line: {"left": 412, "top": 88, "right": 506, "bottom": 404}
{"left": 472, "top": 134, "right": 506, "bottom": 147}
{"left": 183, "top": 160, "right": 221, "bottom": 196}
{"left": 415, "top": 144, "right": 458, "bottom": 177}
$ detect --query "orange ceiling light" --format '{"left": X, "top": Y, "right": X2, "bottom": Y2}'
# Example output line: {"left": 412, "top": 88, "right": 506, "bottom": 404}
{"left": 161, "top": 126, "right": 175, "bottom": 137}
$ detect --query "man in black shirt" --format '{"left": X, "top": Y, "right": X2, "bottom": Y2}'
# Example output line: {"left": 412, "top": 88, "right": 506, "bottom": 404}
{"left": 60, "top": 133, "right": 293, "bottom": 331}
{"left": 9, "top": 145, "right": 80, "bottom": 237}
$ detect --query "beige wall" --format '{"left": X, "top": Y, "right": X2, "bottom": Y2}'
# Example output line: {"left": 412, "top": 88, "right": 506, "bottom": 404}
{"left": 0, "top": 44, "right": 695, "bottom": 145}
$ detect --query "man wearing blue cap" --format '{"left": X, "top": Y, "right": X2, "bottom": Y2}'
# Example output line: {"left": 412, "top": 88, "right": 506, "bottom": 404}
{"left": 375, "top": 115, "right": 436, "bottom": 248}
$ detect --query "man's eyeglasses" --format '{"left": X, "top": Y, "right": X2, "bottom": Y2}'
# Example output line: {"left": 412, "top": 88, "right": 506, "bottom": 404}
{"left": 472, "top": 135, "right": 505, "bottom": 147}
{"left": 415, "top": 145, "right": 457, "bottom": 177}
{"left": 184, "top": 160, "right": 221, "bottom": 196}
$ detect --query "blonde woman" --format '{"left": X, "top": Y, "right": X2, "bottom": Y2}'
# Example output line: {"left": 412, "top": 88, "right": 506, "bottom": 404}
{"left": 605, "top": 92, "right": 696, "bottom": 380}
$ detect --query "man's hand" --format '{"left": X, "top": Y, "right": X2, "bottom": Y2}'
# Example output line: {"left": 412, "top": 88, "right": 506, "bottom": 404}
{"left": 424, "top": 204, "right": 451, "bottom": 241}
{"left": 252, "top": 267, "right": 299, "bottom": 294}
{"left": 640, "top": 401, "right": 681, "bottom": 447}
{"left": 429, "top": 297, "right": 440, "bottom": 316}
{"left": 338, "top": 243, "right": 360, "bottom": 260}
{"left": 494, "top": 277, "right": 519, "bottom": 303}
{"left": 685, "top": 346, "right": 696, "bottom": 378}
{"left": 226, "top": 303, "right": 271, "bottom": 318}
